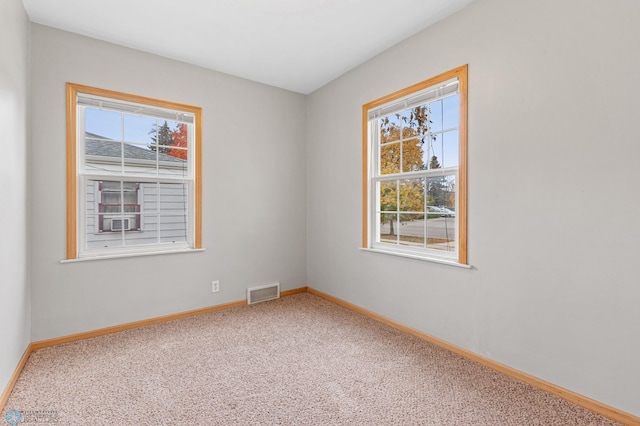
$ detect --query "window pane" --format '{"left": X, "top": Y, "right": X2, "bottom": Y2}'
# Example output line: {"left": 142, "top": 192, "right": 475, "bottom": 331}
{"left": 121, "top": 141, "right": 155, "bottom": 175}
{"left": 140, "top": 213, "right": 157, "bottom": 229}
{"left": 98, "top": 181, "right": 188, "bottom": 247}
{"left": 85, "top": 180, "right": 142, "bottom": 238}
{"left": 379, "top": 180, "right": 397, "bottom": 212}
{"left": 164, "top": 122, "right": 189, "bottom": 161}
{"left": 401, "top": 125, "right": 417, "bottom": 140}
{"left": 166, "top": 147, "right": 188, "bottom": 161}
{"left": 158, "top": 183, "right": 188, "bottom": 243}
{"left": 126, "top": 213, "right": 160, "bottom": 247}
{"left": 399, "top": 178, "right": 425, "bottom": 212}
{"left": 399, "top": 214, "right": 425, "bottom": 247}
{"left": 380, "top": 114, "right": 402, "bottom": 144}
{"left": 426, "top": 215, "right": 455, "bottom": 252}
{"left": 142, "top": 183, "right": 158, "bottom": 214}
{"left": 86, "top": 203, "right": 126, "bottom": 249}
{"left": 158, "top": 214, "right": 188, "bottom": 244}
{"left": 426, "top": 175, "right": 456, "bottom": 209}
{"left": 428, "top": 100, "right": 443, "bottom": 133}
{"left": 159, "top": 183, "right": 188, "bottom": 210}
{"left": 402, "top": 138, "right": 424, "bottom": 172}
{"left": 380, "top": 143, "right": 400, "bottom": 174}
{"left": 378, "top": 180, "right": 398, "bottom": 244}
{"left": 84, "top": 180, "right": 99, "bottom": 238}
{"left": 85, "top": 136, "right": 123, "bottom": 173}
{"left": 123, "top": 213, "right": 155, "bottom": 247}
{"left": 86, "top": 222, "right": 124, "bottom": 249}
{"left": 442, "top": 94, "right": 459, "bottom": 130}
{"left": 123, "top": 191, "right": 137, "bottom": 205}
{"left": 157, "top": 153, "right": 188, "bottom": 177}
{"left": 423, "top": 134, "right": 458, "bottom": 170}
{"left": 124, "top": 114, "right": 156, "bottom": 145}
{"left": 99, "top": 181, "right": 138, "bottom": 204}
{"left": 148, "top": 120, "right": 174, "bottom": 153}
{"left": 442, "top": 130, "right": 459, "bottom": 169}
{"left": 402, "top": 105, "right": 429, "bottom": 139}
{"left": 378, "top": 214, "right": 398, "bottom": 244}
{"left": 423, "top": 134, "right": 442, "bottom": 171}
{"left": 85, "top": 108, "right": 121, "bottom": 140}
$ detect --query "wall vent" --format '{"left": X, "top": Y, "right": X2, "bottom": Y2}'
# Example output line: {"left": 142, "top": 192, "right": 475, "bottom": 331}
{"left": 247, "top": 283, "right": 280, "bottom": 304}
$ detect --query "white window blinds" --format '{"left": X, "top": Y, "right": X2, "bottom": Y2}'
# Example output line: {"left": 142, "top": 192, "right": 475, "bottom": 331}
{"left": 368, "top": 78, "right": 458, "bottom": 120}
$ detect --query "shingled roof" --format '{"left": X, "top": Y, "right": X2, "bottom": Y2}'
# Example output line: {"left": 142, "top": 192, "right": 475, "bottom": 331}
{"left": 85, "top": 132, "right": 185, "bottom": 163}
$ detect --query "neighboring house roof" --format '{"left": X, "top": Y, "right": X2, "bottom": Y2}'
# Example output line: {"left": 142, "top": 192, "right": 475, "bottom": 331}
{"left": 85, "top": 132, "right": 185, "bottom": 163}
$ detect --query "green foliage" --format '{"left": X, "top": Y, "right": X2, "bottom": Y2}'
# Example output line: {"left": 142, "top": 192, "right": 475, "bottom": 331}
{"left": 429, "top": 155, "right": 441, "bottom": 169}
{"left": 149, "top": 120, "right": 175, "bottom": 153}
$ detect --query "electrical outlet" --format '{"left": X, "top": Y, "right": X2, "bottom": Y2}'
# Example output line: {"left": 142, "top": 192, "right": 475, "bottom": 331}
{"left": 211, "top": 280, "right": 220, "bottom": 293}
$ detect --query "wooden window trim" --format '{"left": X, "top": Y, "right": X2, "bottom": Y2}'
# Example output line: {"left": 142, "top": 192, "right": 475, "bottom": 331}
{"left": 66, "top": 83, "right": 202, "bottom": 259}
{"left": 361, "top": 65, "right": 468, "bottom": 264}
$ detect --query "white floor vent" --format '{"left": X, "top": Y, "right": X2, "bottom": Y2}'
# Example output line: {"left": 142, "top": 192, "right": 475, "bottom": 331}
{"left": 247, "top": 283, "right": 280, "bottom": 304}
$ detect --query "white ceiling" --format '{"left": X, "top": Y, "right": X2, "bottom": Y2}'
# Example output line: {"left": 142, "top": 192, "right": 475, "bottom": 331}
{"left": 21, "top": 0, "right": 474, "bottom": 94}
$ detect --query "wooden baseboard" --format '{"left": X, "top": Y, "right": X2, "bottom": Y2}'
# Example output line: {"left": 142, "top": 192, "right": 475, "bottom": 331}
{"left": 5, "top": 286, "right": 636, "bottom": 425}
{"left": 32, "top": 286, "right": 308, "bottom": 351}
{"left": 30, "top": 299, "right": 247, "bottom": 351}
{"left": 280, "top": 286, "right": 308, "bottom": 297}
{"left": 0, "top": 286, "right": 309, "bottom": 412}
{"left": 0, "top": 344, "right": 33, "bottom": 412}
{"left": 1, "top": 286, "right": 310, "bottom": 412}
{"left": 307, "top": 287, "right": 639, "bottom": 426}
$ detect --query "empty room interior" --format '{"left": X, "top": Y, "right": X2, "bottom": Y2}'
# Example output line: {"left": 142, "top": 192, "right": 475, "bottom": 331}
{"left": 2, "top": 0, "right": 639, "bottom": 424}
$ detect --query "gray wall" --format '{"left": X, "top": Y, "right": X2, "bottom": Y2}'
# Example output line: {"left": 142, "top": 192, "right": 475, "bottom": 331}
{"left": 0, "top": 0, "right": 31, "bottom": 395}
{"left": 29, "top": 25, "right": 307, "bottom": 341}
{"left": 306, "top": 0, "right": 640, "bottom": 417}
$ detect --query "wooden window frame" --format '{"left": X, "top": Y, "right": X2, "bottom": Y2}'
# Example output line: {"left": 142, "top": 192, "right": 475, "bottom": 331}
{"left": 66, "top": 83, "right": 202, "bottom": 259}
{"left": 362, "top": 65, "right": 468, "bottom": 265}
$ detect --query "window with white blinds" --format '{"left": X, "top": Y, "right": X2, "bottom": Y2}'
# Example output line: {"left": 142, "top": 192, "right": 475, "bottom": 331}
{"left": 362, "top": 66, "right": 468, "bottom": 265}
{"left": 66, "top": 83, "right": 202, "bottom": 259}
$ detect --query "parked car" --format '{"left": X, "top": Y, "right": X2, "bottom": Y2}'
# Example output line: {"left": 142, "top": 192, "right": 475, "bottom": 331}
{"left": 442, "top": 207, "right": 456, "bottom": 217}
{"left": 427, "top": 206, "right": 456, "bottom": 217}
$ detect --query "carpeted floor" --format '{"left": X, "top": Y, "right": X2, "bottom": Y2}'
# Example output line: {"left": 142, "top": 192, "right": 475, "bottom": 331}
{"left": 4, "top": 293, "right": 621, "bottom": 425}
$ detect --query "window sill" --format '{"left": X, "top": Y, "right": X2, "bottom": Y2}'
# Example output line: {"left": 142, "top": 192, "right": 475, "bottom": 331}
{"left": 360, "top": 247, "right": 472, "bottom": 269}
{"left": 61, "top": 247, "right": 206, "bottom": 263}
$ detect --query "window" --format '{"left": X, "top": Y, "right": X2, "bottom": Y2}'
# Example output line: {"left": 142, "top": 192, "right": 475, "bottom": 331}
{"left": 66, "top": 83, "right": 202, "bottom": 259}
{"left": 98, "top": 181, "right": 141, "bottom": 232}
{"left": 362, "top": 65, "right": 467, "bottom": 265}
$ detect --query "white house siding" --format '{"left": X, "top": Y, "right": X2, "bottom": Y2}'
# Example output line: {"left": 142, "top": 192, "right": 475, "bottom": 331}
{"left": 85, "top": 181, "right": 188, "bottom": 249}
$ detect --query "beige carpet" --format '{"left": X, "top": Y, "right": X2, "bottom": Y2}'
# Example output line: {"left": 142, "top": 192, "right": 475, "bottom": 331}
{"left": 4, "top": 293, "right": 620, "bottom": 425}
